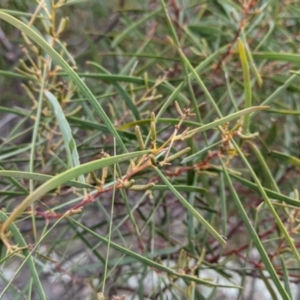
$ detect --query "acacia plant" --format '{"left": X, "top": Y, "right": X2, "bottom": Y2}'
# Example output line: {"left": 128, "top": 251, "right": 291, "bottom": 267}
{"left": 0, "top": 1, "right": 300, "bottom": 299}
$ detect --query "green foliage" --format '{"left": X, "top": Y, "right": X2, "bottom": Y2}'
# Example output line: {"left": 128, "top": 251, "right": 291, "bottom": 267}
{"left": 0, "top": 1, "right": 299, "bottom": 299}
